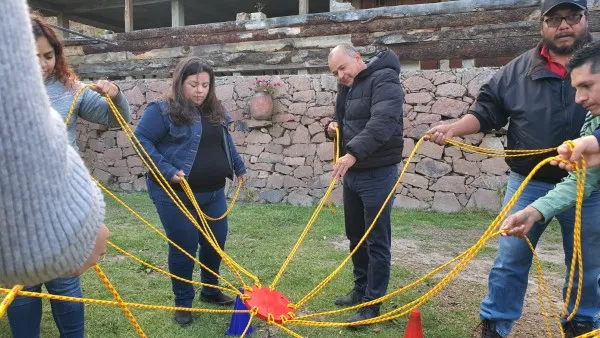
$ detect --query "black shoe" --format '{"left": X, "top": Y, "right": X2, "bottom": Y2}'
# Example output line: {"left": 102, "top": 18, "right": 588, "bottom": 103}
{"left": 562, "top": 321, "right": 594, "bottom": 338}
{"left": 334, "top": 289, "right": 364, "bottom": 307}
{"left": 200, "top": 291, "right": 235, "bottom": 306}
{"left": 476, "top": 320, "right": 503, "bottom": 338}
{"left": 346, "top": 306, "right": 380, "bottom": 329}
{"left": 174, "top": 310, "right": 193, "bottom": 327}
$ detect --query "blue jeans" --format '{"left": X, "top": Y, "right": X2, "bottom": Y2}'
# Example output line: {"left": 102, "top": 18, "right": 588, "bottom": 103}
{"left": 148, "top": 179, "right": 228, "bottom": 308}
{"left": 7, "top": 276, "right": 84, "bottom": 338}
{"left": 480, "top": 172, "right": 600, "bottom": 337}
{"left": 343, "top": 164, "right": 398, "bottom": 307}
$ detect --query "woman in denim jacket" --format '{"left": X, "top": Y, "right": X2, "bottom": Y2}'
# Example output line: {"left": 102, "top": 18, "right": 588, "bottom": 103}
{"left": 134, "top": 57, "right": 246, "bottom": 327}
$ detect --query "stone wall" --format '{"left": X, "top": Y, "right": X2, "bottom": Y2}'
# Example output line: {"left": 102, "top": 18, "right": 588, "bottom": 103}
{"left": 78, "top": 68, "right": 509, "bottom": 211}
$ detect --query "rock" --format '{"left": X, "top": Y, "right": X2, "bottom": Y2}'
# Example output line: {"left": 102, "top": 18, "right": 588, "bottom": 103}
{"left": 294, "top": 166, "right": 313, "bottom": 178}
{"left": 245, "top": 144, "right": 265, "bottom": 156}
{"left": 453, "top": 159, "right": 481, "bottom": 176}
{"left": 260, "top": 189, "right": 287, "bottom": 203}
{"left": 274, "top": 134, "right": 292, "bottom": 146}
{"left": 471, "top": 175, "right": 508, "bottom": 191}
{"left": 288, "top": 102, "right": 308, "bottom": 115}
{"left": 307, "top": 106, "right": 334, "bottom": 118}
{"left": 274, "top": 113, "right": 296, "bottom": 123}
{"left": 292, "top": 125, "right": 310, "bottom": 144}
{"left": 467, "top": 69, "right": 496, "bottom": 97}
{"left": 409, "top": 187, "right": 434, "bottom": 201}
{"left": 316, "top": 92, "right": 333, "bottom": 106}
{"left": 403, "top": 76, "right": 435, "bottom": 92}
{"left": 123, "top": 86, "right": 145, "bottom": 106}
{"left": 317, "top": 142, "right": 335, "bottom": 161}
{"left": 275, "top": 163, "right": 293, "bottom": 175}
{"left": 267, "top": 173, "right": 284, "bottom": 189}
{"left": 257, "top": 152, "right": 284, "bottom": 164}
{"left": 405, "top": 92, "right": 433, "bottom": 105}
{"left": 246, "top": 130, "right": 272, "bottom": 144}
{"left": 284, "top": 157, "right": 305, "bottom": 166}
{"left": 93, "top": 168, "right": 112, "bottom": 182}
{"left": 246, "top": 120, "right": 273, "bottom": 129}
{"left": 403, "top": 138, "right": 415, "bottom": 157}
{"left": 466, "top": 188, "right": 502, "bottom": 211}
{"left": 287, "top": 191, "right": 313, "bottom": 206}
{"left": 401, "top": 173, "right": 429, "bottom": 189}
{"left": 265, "top": 143, "right": 283, "bottom": 154}
{"left": 435, "top": 83, "right": 467, "bottom": 98}
{"left": 430, "top": 176, "right": 466, "bottom": 193}
{"left": 104, "top": 148, "right": 123, "bottom": 161}
{"left": 126, "top": 156, "right": 143, "bottom": 167}
{"left": 133, "top": 177, "right": 146, "bottom": 191}
{"left": 481, "top": 158, "right": 510, "bottom": 175}
{"left": 431, "top": 98, "right": 470, "bottom": 118}
{"left": 480, "top": 135, "right": 504, "bottom": 150}
{"left": 415, "top": 157, "right": 452, "bottom": 178}
{"left": 308, "top": 122, "right": 323, "bottom": 136}
{"left": 414, "top": 113, "right": 441, "bottom": 124}
{"left": 320, "top": 74, "right": 338, "bottom": 91}
{"left": 433, "top": 72, "right": 457, "bottom": 85}
{"left": 312, "top": 132, "right": 327, "bottom": 143}
{"left": 270, "top": 125, "right": 285, "bottom": 138}
{"left": 288, "top": 76, "right": 312, "bottom": 91}
{"left": 444, "top": 146, "right": 462, "bottom": 159}
{"left": 147, "top": 80, "right": 171, "bottom": 94}
{"left": 293, "top": 90, "right": 316, "bottom": 102}
{"left": 432, "top": 192, "right": 462, "bottom": 212}
{"left": 248, "top": 163, "right": 273, "bottom": 171}
{"left": 283, "top": 176, "right": 304, "bottom": 188}
{"left": 393, "top": 195, "right": 429, "bottom": 210}
{"left": 416, "top": 142, "right": 444, "bottom": 159}
{"left": 283, "top": 144, "right": 308, "bottom": 157}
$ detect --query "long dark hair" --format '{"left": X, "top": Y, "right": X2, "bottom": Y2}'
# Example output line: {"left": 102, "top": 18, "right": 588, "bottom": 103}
{"left": 167, "top": 57, "right": 224, "bottom": 125}
{"left": 31, "top": 13, "right": 79, "bottom": 88}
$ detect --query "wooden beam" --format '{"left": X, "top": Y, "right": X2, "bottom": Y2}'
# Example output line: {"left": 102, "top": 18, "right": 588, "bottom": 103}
{"left": 65, "top": 0, "right": 169, "bottom": 14}
{"left": 68, "top": 15, "right": 123, "bottom": 33}
{"left": 171, "top": 0, "right": 184, "bottom": 27}
{"left": 28, "top": 0, "right": 64, "bottom": 13}
{"left": 299, "top": 0, "right": 309, "bottom": 15}
{"left": 125, "top": 0, "right": 134, "bottom": 32}
{"left": 55, "top": 12, "right": 70, "bottom": 38}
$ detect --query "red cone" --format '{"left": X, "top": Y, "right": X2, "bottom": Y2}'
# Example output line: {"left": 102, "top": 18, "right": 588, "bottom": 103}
{"left": 403, "top": 309, "right": 424, "bottom": 338}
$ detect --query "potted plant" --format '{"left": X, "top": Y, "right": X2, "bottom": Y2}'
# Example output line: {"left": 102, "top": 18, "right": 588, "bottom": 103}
{"left": 248, "top": 78, "right": 280, "bottom": 120}
{"left": 250, "top": 2, "right": 267, "bottom": 21}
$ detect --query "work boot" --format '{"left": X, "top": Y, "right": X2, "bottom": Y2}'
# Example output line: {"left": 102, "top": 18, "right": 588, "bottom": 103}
{"left": 562, "top": 321, "right": 594, "bottom": 338}
{"left": 476, "top": 319, "right": 503, "bottom": 338}
{"left": 200, "top": 290, "right": 235, "bottom": 306}
{"left": 346, "top": 306, "right": 380, "bottom": 329}
{"left": 334, "top": 288, "right": 364, "bottom": 307}
{"left": 174, "top": 310, "right": 193, "bottom": 327}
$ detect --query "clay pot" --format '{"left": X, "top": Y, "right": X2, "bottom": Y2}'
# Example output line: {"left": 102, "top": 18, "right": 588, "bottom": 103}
{"left": 249, "top": 91, "right": 273, "bottom": 120}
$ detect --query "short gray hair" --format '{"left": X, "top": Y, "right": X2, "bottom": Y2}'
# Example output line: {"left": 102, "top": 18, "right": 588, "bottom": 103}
{"left": 329, "top": 43, "right": 358, "bottom": 59}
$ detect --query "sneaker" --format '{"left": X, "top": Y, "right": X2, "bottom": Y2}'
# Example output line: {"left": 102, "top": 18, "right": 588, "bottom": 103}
{"left": 346, "top": 306, "right": 380, "bottom": 329}
{"left": 476, "top": 319, "right": 503, "bottom": 338}
{"left": 562, "top": 321, "right": 594, "bottom": 338}
{"left": 199, "top": 290, "right": 235, "bottom": 306}
{"left": 174, "top": 310, "right": 193, "bottom": 327}
{"left": 334, "top": 289, "right": 364, "bottom": 307}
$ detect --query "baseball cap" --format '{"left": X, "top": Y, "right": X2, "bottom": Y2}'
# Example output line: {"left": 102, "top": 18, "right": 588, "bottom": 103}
{"left": 541, "top": 0, "right": 587, "bottom": 16}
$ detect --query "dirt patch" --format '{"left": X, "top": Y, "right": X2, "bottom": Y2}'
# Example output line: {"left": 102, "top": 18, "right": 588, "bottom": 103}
{"left": 330, "top": 226, "right": 568, "bottom": 338}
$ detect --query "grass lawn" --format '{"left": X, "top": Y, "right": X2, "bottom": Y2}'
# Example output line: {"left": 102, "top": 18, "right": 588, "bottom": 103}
{"left": 0, "top": 191, "right": 563, "bottom": 338}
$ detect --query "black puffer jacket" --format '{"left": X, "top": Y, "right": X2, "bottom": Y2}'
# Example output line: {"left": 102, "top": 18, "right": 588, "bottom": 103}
{"left": 471, "top": 42, "right": 588, "bottom": 183}
{"left": 332, "top": 49, "right": 404, "bottom": 170}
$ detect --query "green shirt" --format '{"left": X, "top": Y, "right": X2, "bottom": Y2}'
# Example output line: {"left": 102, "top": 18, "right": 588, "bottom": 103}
{"left": 530, "top": 113, "right": 600, "bottom": 221}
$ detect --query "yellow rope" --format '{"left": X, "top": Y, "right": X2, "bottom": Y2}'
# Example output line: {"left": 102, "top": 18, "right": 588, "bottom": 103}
{"left": 240, "top": 307, "right": 258, "bottom": 338}
{"left": 576, "top": 329, "right": 600, "bottom": 338}
{"left": 107, "top": 241, "right": 238, "bottom": 294}
{"left": 0, "top": 288, "right": 249, "bottom": 314}
{"left": 103, "top": 94, "right": 260, "bottom": 286}
{"left": 94, "top": 264, "right": 147, "bottom": 338}
{"left": 0, "top": 285, "right": 23, "bottom": 318}
{"left": 293, "top": 136, "right": 426, "bottom": 309}
{"left": 64, "top": 84, "right": 92, "bottom": 127}
{"left": 95, "top": 179, "right": 241, "bottom": 295}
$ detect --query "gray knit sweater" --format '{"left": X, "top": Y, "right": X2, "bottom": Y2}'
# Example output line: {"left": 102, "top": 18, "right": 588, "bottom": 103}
{"left": 0, "top": 0, "right": 105, "bottom": 286}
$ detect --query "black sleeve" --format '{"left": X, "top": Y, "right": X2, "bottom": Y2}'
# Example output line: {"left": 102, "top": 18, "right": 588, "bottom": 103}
{"left": 345, "top": 69, "right": 404, "bottom": 160}
{"left": 469, "top": 69, "right": 510, "bottom": 132}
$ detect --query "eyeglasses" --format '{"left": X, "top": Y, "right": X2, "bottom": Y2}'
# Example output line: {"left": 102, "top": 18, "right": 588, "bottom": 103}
{"left": 543, "top": 14, "right": 584, "bottom": 28}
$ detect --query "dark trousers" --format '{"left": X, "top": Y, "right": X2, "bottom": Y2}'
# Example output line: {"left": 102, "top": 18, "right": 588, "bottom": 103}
{"left": 148, "top": 179, "right": 228, "bottom": 308}
{"left": 343, "top": 164, "right": 398, "bottom": 307}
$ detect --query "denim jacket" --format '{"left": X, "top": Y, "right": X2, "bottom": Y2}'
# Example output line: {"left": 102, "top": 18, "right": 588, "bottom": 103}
{"left": 134, "top": 100, "right": 246, "bottom": 183}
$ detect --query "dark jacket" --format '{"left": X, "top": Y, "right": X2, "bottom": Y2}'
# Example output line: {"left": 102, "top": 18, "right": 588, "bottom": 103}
{"left": 134, "top": 100, "right": 246, "bottom": 183}
{"left": 332, "top": 49, "right": 404, "bottom": 170}
{"left": 471, "top": 42, "right": 588, "bottom": 183}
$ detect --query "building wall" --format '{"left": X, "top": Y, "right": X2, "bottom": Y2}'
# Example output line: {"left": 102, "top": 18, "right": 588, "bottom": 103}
{"left": 79, "top": 68, "right": 507, "bottom": 212}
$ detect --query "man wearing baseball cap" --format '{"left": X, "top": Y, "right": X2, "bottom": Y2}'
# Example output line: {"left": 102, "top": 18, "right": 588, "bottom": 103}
{"left": 426, "top": 0, "right": 597, "bottom": 337}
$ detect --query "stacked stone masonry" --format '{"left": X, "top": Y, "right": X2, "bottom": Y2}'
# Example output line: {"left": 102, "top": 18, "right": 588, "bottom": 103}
{"left": 78, "top": 68, "right": 509, "bottom": 212}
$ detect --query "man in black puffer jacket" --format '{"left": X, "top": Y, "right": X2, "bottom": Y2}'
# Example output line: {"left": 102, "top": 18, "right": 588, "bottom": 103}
{"left": 325, "top": 44, "right": 404, "bottom": 326}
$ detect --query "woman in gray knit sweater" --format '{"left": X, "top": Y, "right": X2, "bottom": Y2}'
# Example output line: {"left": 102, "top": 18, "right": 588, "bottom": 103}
{"left": 4, "top": 12, "right": 129, "bottom": 338}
